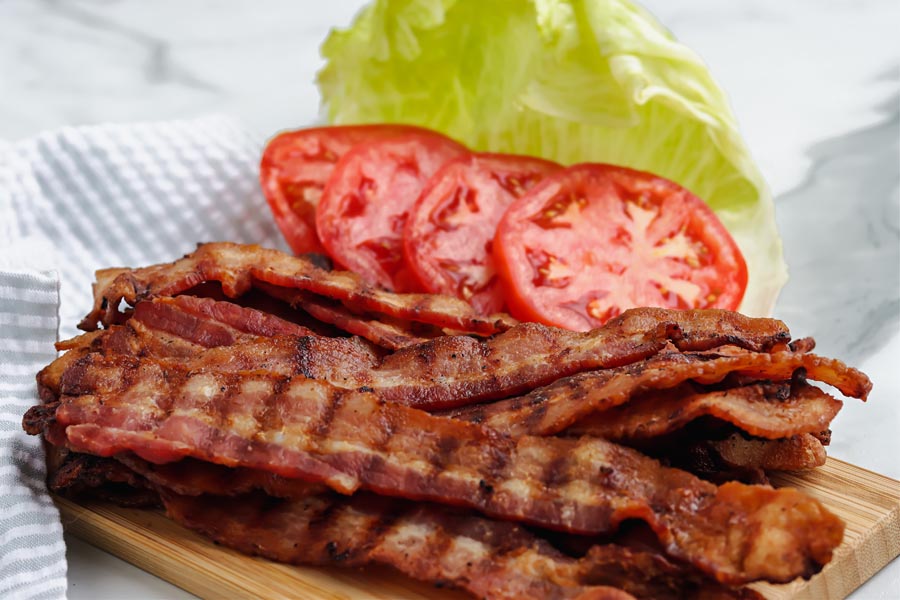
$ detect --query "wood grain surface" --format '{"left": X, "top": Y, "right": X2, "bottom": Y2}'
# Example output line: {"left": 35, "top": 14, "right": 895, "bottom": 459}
{"left": 56, "top": 457, "right": 900, "bottom": 600}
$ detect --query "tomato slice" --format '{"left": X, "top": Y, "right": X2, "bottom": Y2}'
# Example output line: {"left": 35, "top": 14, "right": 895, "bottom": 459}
{"left": 316, "top": 132, "right": 468, "bottom": 291}
{"left": 260, "top": 124, "right": 423, "bottom": 254}
{"left": 494, "top": 164, "right": 748, "bottom": 330}
{"left": 403, "top": 153, "right": 561, "bottom": 314}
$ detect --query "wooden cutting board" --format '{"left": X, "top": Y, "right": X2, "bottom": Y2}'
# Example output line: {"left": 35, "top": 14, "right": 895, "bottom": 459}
{"left": 56, "top": 457, "right": 899, "bottom": 600}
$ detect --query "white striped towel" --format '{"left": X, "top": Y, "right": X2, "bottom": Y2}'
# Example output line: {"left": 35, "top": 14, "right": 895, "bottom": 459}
{"left": 0, "top": 116, "right": 287, "bottom": 599}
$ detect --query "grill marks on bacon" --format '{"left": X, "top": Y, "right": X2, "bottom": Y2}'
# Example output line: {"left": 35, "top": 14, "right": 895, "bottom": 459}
{"left": 565, "top": 382, "right": 841, "bottom": 442}
{"left": 46, "top": 451, "right": 759, "bottom": 597}
{"left": 49, "top": 358, "right": 843, "bottom": 584}
{"left": 37, "top": 298, "right": 302, "bottom": 401}
{"left": 44, "top": 297, "right": 866, "bottom": 476}
{"left": 161, "top": 490, "right": 758, "bottom": 600}
{"left": 256, "top": 281, "right": 437, "bottom": 350}
{"left": 79, "top": 242, "right": 517, "bottom": 335}
{"left": 78, "top": 243, "right": 794, "bottom": 352}
{"left": 449, "top": 349, "right": 868, "bottom": 437}
{"left": 25, "top": 240, "right": 870, "bottom": 594}
{"left": 142, "top": 295, "right": 318, "bottom": 345}
{"left": 160, "top": 490, "right": 608, "bottom": 600}
{"left": 70, "top": 301, "right": 809, "bottom": 412}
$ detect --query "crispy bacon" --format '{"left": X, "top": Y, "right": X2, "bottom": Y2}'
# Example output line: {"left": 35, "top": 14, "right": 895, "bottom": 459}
{"left": 449, "top": 348, "right": 867, "bottom": 436}
{"left": 48, "top": 452, "right": 159, "bottom": 506}
{"left": 69, "top": 304, "right": 807, "bottom": 412}
{"left": 644, "top": 432, "right": 827, "bottom": 485}
{"left": 257, "top": 282, "right": 436, "bottom": 350}
{"left": 79, "top": 244, "right": 794, "bottom": 350}
{"left": 25, "top": 241, "right": 873, "bottom": 594}
{"left": 38, "top": 295, "right": 343, "bottom": 401}
{"left": 161, "top": 490, "right": 758, "bottom": 600}
{"left": 51, "top": 319, "right": 676, "bottom": 412}
{"left": 139, "top": 295, "right": 317, "bottom": 344}
{"left": 79, "top": 242, "right": 517, "bottom": 335}
{"left": 41, "top": 357, "right": 843, "bottom": 584}
{"left": 115, "top": 454, "right": 326, "bottom": 499}
{"left": 289, "top": 294, "right": 432, "bottom": 350}
{"left": 564, "top": 382, "right": 842, "bottom": 442}
{"left": 48, "top": 449, "right": 765, "bottom": 595}
{"left": 710, "top": 433, "right": 826, "bottom": 472}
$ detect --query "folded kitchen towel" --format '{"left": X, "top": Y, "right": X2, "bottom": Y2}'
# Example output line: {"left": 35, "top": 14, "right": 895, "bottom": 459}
{"left": 0, "top": 116, "right": 287, "bottom": 599}
{"left": 0, "top": 268, "right": 66, "bottom": 600}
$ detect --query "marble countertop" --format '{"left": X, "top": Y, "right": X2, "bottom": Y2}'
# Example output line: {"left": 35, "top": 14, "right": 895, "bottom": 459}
{"left": 2, "top": 0, "right": 897, "bottom": 598}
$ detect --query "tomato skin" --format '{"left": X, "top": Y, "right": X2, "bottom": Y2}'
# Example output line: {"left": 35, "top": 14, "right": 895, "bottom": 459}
{"left": 316, "top": 132, "right": 468, "bottom": 292}
{"left": 403, "top": 153, "right": 561, "bottom": 314}
{"left": 260, "top": 124, "right": 426, "bottom": 255}
{"left": 494, "top": 163, "right": 748, "bottom": 331}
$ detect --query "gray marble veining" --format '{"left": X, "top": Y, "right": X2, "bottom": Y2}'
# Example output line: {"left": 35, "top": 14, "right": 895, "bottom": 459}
{"left": 774, "top": 93, "right": 900, "bottom": 363}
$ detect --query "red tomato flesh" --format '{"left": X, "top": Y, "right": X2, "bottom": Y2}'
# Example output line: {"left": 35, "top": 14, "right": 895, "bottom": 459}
{"left": 316, "top": 132, "right": 468, "bottom": 292}
{"left": 260, "top": 124, "right": 423, "bottom": 255}
{"left": 404, "top": 153, "right": 561, "bottom": 314}
{"left": 494, "top": 164, "right": 748, "bottom": 330}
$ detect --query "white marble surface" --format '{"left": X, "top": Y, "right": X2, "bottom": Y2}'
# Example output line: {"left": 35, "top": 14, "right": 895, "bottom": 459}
{"left": 2, "top": 0, "right": 898, "bottom": 598}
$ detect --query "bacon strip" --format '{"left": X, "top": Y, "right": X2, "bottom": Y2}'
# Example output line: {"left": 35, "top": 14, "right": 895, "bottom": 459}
{"left": 257, "top": 282, "right": 435, "bottom": 350}
{"left": 79, "top": 242, "right": 517, "bottom": 335}
{"left": 116, "top": 454, "right": 326, "bottom": 499}
{"left": 41, "top": 357, "right": 843, "bottom": 584}
{"left": 709, "top": 433, "right": 826, "bottom": 471}
{"left": 47, "top": 452, "right": 158, "bottom": 506}
{"left": 564, "top": 382, "right": 842, "bottom": 442}
{"left": 79, "top": 244, "right": 793, "bottom": 350}
{"left": 144, "top": 295, "right": 317, "bottom": 343}
{"left": 69, "top": 305, "right": 806, "bottom": 412}
{"left": 449, "top": 349, "right": 867, "bottom": 436}
{"left": 56, "top": 452, "right": 725, "bottom": 597}
{"left": 161, "top": 490, "right": 758, "bottom": 600}
{"left": 39, "top": 296, "right": 321, "bottom": 401}
{"left": 289, "top": 294, "right": 431, "bottom": 350}
{"left": 642, "top": 431, "right": 828, "bottom": 485}
{"left": 44, "top": 449, "right": 765, "bottom": 595}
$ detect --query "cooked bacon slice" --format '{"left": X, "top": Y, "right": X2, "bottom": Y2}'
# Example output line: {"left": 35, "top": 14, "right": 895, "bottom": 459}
{"left": 139, "top": 295, "right": 317, "bottom": 344}
{"left": 642, "top": 431, "right": 827, "bottom": 485}
{"left": 257, "top": 282, "right": 437, "bottom": 350}
{"left": 450, "top": 348, "right": 868, "bottom": 436}
{"left": 23, "top": 401, "right": 67, "bottom": 447}
{"left": 709, "top": 433, "right": 826, "bottom": 471}
{"left": 161, "top": 490, "right": 758, "bottom": 599}
{"left": 39, "top": 445, "right": 326, "bottom": 505}
{"left": 48, "top": 452, "right": 159, "bottom": 507}
{"left": 115, "top": 454, "right": 326, "bottom": 499}
{"left": 52, "top": 320, "right": 677, "bottom": 412}
{"left": 40, "top": 358, "right": 843, "bottom": 584}
{"left": 67, "top": 306, "right": 804, "bottom": 412}
{"left": 78, "top": 244, "right": 792, "bottom": 347}
{"left": 566, "top": 382, "right": 841, "bottom": 442}
{"left": 160, "top": 490, "right": 610, "bottom": 600}
{"left": 38, "top": 295, "right": 337, "bottom": 402}
{"left": 79, "top": 242, "right": 517, "bottom": 335}
{"left": 284, "top": 294, "right": 432, "bottom": 350}
{"left": 788, "top": 337, "right": 816, "bottom": 353}
{"left": 58, "top": 449, "right": 766, "bottom": 595}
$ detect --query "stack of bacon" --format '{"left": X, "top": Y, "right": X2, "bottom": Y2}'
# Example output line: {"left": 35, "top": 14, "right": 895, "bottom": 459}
{"left": 23, "top": 242, "right": 872, "bottom": 600}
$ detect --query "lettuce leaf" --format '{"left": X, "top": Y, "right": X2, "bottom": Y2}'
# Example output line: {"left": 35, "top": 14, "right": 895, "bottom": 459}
{"left": 318, "top": 0, "right": 787, "bottom": 316}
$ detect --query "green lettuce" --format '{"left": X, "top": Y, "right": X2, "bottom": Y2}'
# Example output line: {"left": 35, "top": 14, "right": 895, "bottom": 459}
{"left": 318, "top": 0, "right": 787, "bottom": 316}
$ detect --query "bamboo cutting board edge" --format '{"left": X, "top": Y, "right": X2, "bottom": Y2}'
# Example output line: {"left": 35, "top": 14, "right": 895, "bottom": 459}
{"left": 56, "top": 457, "right": 900, "bottom": 600}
